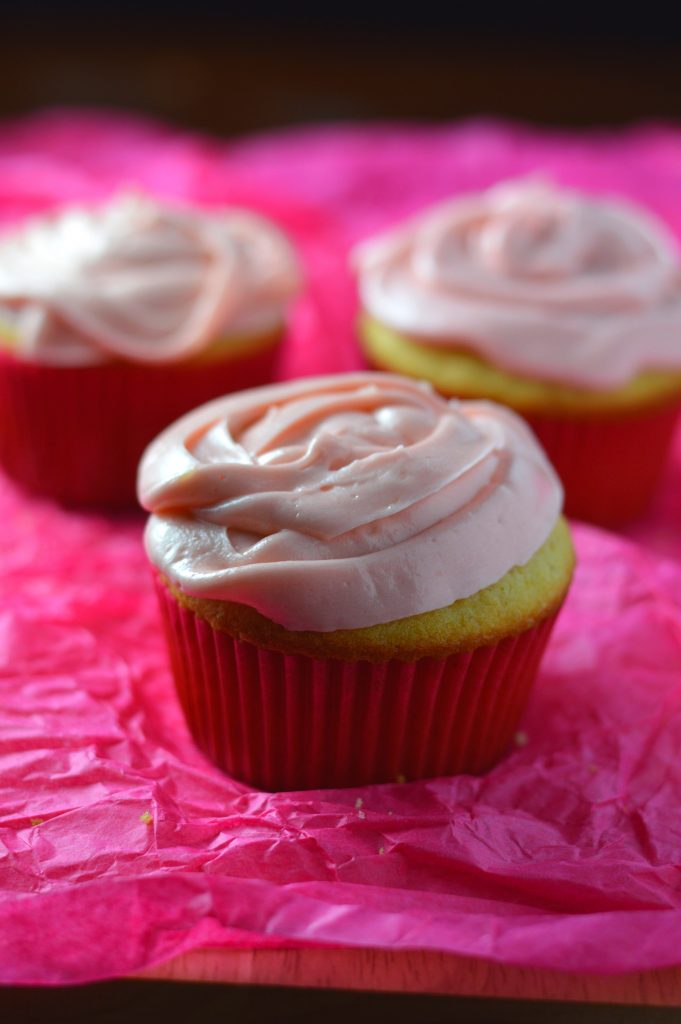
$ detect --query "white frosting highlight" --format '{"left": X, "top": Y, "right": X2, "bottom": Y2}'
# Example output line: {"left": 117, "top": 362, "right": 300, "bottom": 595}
{"left": 0, "top": 194, "right": 300, "bottom": 365}
{"left": 354, "top": 179, "right": 681, "bottom": 390}
{"left": 138, "top": 373, "right": 563, "bottom": 632}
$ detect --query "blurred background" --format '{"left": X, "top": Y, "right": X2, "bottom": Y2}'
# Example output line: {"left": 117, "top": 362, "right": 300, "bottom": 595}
{"left": 4, "top": 4, "right": 681, "bottom": 135}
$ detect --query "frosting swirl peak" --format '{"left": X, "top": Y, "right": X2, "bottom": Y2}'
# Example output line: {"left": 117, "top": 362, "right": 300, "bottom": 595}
{"left": 139, "top": 373, "right": 562, "bottom": 632}
{"left": 355, "top": 179, "right": 681, "bottom": 390}
{"left": 0, "top": 193, "right": 300, "bottom": 365}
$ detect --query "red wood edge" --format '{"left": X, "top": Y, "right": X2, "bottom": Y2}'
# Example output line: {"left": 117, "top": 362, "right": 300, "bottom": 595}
{"left": 137, "top": 947, "right": 681, "bottom": 1006}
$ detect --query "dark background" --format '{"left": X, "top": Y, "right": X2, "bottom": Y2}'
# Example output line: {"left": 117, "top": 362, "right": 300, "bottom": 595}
{"left": 3, "top": 4, "right": 681, "bottom": 137}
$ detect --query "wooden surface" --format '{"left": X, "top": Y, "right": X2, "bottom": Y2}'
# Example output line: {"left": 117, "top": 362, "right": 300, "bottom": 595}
{"left": 140, "top": 947, "right": 681, "bottom": 1007}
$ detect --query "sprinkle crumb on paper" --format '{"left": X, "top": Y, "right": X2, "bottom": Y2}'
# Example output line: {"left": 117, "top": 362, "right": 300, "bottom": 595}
{"left": 396, "top": 773, "right": 406, "bottom": 784}
{"left": 514, "top": 731, "right": 528, "bottom": 747}
{"left": 140, "top": 811, "right": 153, "bottom": 825}
{"left": 30, "top": 818, "right": 44, "bottom": 827}
{"left": 354, "top": 797, "right": 363, "bottom": 810}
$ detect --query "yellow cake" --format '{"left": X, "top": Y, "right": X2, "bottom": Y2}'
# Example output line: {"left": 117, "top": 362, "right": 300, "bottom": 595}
{"left": 361, "top": 314, "right": 681, "bottom": 418}
{"left": 160, "top": 516, "right": 573, "bottom": 663}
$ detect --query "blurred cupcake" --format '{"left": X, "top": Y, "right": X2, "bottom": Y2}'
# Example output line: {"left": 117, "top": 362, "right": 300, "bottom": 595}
{"left": 0, "top": 193, "right": 300, "bottom": 506}
{"left": 138, "top": 372, "right": 574, "bottom": 791}
{"left": 354, "top": 179, "right": 681, "bottom": 526}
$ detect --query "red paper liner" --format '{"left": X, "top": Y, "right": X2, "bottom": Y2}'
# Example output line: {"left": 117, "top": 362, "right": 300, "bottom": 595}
{"left": 0, "top": 341, "right": 280, "bottom": 507}
{"left": 524, "top": 401, "right": 681, "bottom": 527}
{"left": 155, "top": 578, "right": 560, "bottom": 791}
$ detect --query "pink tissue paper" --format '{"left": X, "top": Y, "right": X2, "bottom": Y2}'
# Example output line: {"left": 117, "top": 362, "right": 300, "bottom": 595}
{"left": 1, "top": 111, "right": 681, "bottom": 985}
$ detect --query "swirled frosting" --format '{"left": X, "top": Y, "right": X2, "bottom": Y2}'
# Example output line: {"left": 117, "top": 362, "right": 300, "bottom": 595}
{"left": 0, "top": 193, "right": 300, "bottom": 365}
{"left": 354, "top": 179, "right": 681, "bottom": 390}
{"left": 138, "top": 373, "right": 562, "bottom": 632}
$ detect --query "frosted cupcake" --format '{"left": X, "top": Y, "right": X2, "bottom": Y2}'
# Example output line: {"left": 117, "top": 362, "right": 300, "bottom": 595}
{"left": 0, "top": 193, "right": 300, "bottom": 506}
{"left": 354, "top": 179, "right": 681, "bottom": 526}
{"left": 138, "top": 372, "right": 574, "bottom": 791}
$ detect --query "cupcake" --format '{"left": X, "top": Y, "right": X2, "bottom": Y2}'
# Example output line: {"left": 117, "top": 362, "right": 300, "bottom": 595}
{"left": 138, "top": 372, "right": 574, "bottom": 791}
{"left": 0, "top": 193, "right": 300, "bottom": 506}
{"left": 354, "top": 179, "right": 681, "bottom": 526}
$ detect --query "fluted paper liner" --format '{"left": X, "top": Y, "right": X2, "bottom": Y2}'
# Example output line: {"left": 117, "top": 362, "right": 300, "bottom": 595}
{"left": 155, "top": 577, "right": 560, "bottom": 791}
{"left": 525, "top": 401, "right": 681, "bottom": 527}
{"left": 0, "top": 342, "right": 279, "bottom": 507}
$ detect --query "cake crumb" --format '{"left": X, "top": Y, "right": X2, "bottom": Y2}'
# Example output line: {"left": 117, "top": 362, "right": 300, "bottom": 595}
{"left": 140, "top": 810, "right": 153, "bottom": 825}
{"left": 396, "top": 773, "right": 406, "bottom": 784}
{"left": 354, "top": 797, "right": 363, "bottom": 810}
{"left": 378, "top": 846, "right": 385, "bottom": 856}
{"left": 358, "top": 809, "right": 366, "bottom": 820}
{"left": 514, "top": 731, "right": 528, "bottom": 747}
{"left": 30, "top": 818, "right": 44, "bottom": 827}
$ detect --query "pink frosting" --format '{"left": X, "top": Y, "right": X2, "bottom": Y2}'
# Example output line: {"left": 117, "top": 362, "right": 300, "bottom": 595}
{"left": 354, "top": 179, "right": 681, "bottom": 391}
{"left": 0, "top": 193, "right": 300, "bottom": 365}
{"left": 138, "top": 373, "right": 563, "bottom": 632}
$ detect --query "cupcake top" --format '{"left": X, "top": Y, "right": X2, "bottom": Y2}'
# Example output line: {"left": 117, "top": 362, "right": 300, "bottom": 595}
{"left": 354, "top": 179, "right": 681, "bottom": 391}
{"left": 0, "top": 193, "right": 300, "bottom": 366}
{"left": 138, "top": 372, "right": 562, "bottom": 632}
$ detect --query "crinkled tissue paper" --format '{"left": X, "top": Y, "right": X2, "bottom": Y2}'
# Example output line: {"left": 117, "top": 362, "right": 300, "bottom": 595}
{"left": 1, "top": 111, "right": 681, "bottom": 984}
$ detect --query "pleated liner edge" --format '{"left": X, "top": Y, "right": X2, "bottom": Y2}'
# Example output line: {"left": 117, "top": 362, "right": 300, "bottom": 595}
{"left": 0, "top": 343, "right": 279, "bottom": 507}
{"left": 154, "top": 577, "right": 559, "bottom": 791}
{"left": 525, "top": 401, "right": 681, "bottom": 527}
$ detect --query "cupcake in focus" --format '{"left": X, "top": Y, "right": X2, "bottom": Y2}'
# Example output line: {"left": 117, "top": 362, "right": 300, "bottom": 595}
{"left": 138, "top": 372, "right": 574, "bottom": 791}
{"left": 0, "top": 193, "right": 301, "bottom": 506}
{"left": 354, "top": 179, "right": 681, "bottom": 526}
